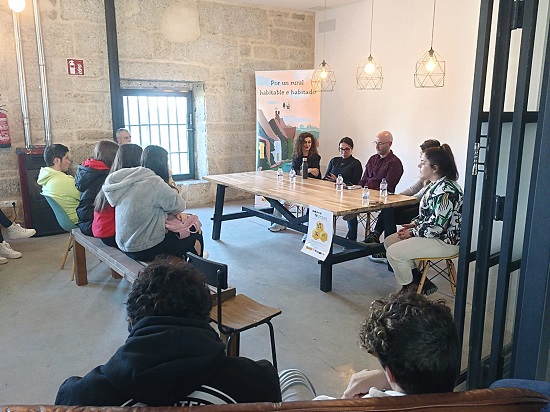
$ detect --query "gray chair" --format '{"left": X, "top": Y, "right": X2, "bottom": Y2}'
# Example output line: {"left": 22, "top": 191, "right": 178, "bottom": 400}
{"left": 43, "top": 195, "right": 77, "bottom": 280}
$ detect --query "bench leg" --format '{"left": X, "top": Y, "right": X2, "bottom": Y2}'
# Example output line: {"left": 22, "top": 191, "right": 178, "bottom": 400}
{"left": 74, "top": 240, "right": 88, "bottom": 286}
{"left": 111, "top": 269, "right": 123, "bottom": 280}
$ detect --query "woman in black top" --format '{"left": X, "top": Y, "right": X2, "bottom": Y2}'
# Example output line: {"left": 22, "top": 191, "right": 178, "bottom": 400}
{"left": 291, "top": 132, "right": 321, "bottom": 178}
{"left": 270, "top": 132, "right": 321, "bottom": 232}
{"left": 324, "top": 137, "right": 363, "bottom": 241}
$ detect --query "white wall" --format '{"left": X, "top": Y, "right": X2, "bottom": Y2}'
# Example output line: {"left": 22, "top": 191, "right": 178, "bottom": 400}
{"left": 314, "top": 0, "right": 481, "bottom": 191}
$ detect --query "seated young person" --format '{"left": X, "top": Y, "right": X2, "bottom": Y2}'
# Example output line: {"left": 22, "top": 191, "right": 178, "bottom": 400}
{"left": 269, "top": 132, "right": 321, "bottom": 232}
{"left": 279, "top": 291, "right": 460, "bottom": 400}
{"left": 365, "top": 139, "right": 441, "bottom": 263}
{"left": 75, "top": 140, "right": 119, "bottom": 236}
{"left": 384, "top": 144, "right": 462, "bottom": 295}
{"left": 93, "top": 144, "right": 143, "bottom": 247}
{"left": 0, "top": 209, "right": 36, "bottom": 262}
{"left": 323, "top": 137, "right": 363, "bottom": 241}
{"left": 37, "top": 144, "right": 81, "bottom": 224}
{"left": 103, "top": 145, "right": 203, "bottom": 261}
{"left": 55, "top": 256, "right": 282, "bottom": 406}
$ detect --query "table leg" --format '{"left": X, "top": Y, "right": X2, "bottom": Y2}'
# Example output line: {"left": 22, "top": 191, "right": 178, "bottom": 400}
{"left": 74, "top": 240, "right": 88, "bottom": 286}
{"left": 320, "top": 242, "right": 334, "bottom": 292}
{"left": 212, "top": 184, "right": 226, "bottom": 240}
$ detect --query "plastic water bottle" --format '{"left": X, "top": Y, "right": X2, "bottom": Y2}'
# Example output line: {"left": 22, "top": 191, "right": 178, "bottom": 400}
{"left": 362, "top": 186, "right": 370, "bottom": 205}
{"left": 379, "top": 178, "right": 388, "bottom": 201}
{"left": 289, "top": 168, "right": 296, "bottom": 184}
{"left": 301, "top": 158, "right": 308, "bottom": 179}
{"left": 277, "top": 167, "right": 283, "bottom": 183}
{"left": 336, "top": 174, "right": 344, "bottom": 192}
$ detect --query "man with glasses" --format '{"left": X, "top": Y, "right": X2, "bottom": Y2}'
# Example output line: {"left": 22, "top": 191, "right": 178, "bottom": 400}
{"left": 357, "top": 131, "right": 403, "bottom": 261}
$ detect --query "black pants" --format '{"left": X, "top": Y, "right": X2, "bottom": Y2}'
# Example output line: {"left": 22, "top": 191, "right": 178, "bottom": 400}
{"left": 125, "top": 230, "right": 204, "bottom": 262}
{"left": 374, "top": 205, "right": 419, "bottom": 235}
{"left": 0, "top": 209, "right": 13, "bottom": 242}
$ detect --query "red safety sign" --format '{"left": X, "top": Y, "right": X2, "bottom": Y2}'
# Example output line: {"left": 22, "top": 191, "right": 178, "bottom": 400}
{"left": 67, "top": 59, "right": 85, "bottom": 76}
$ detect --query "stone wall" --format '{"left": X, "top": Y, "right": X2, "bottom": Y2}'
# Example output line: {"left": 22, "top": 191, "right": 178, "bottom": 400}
{"left": 0, "top": 0, "right": 314, "bottom": 221}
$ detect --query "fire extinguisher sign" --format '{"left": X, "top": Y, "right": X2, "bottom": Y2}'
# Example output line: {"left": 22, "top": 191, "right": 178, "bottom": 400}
{"left": 67, "top": 59, "right": 85, "bottom": 76}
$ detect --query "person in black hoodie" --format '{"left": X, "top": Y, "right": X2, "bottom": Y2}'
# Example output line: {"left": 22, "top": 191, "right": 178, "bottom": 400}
{"left": 74, "top": 140, "right": 119, "bottom": 236}
{"left": 55, "top": 256, "right": 282, "bottom": 406}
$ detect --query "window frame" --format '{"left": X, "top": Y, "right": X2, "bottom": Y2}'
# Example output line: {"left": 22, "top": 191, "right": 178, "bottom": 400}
{"left": 121, "top": 89, "right": 195, "bottom": 180}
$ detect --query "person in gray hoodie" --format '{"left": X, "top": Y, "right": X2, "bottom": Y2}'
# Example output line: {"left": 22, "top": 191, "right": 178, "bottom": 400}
{"left": 103, "top": 145, "right": 203, "bottom": 261}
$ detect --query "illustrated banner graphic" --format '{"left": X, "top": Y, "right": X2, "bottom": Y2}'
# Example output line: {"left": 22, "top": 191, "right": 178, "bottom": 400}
{"left": 301, "top": 206, "right": 333, "bottom": 261}
{"left": 255, "top": 70, "right": 320, "bottom": 173}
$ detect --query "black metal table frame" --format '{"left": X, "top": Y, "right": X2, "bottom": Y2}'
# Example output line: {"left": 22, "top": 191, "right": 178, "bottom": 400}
{"left": 210, "top": 184, "right": 398, "bottom": 292}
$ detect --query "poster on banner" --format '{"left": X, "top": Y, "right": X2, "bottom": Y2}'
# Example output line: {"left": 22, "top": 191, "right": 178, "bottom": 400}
{"left": 301, "top": 206, "right": 333, "bottom": 261}
{"left": 255, "top": 70, "right": 321, "bottom": 173}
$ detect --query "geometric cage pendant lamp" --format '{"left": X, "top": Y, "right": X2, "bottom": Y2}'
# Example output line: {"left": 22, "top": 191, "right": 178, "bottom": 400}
{"left": 357, "top": 0, "right": 382, "bottom": 90}
{"left": 414, "top": 0, "right": 445, "bottom": 88}
{"left": 312, "top": 0, "right": 336, "bottom": 92}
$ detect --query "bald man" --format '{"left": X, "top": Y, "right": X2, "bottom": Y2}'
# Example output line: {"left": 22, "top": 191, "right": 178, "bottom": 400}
{"left": 359, "top": 131, "right": 403, "bottom": 191}
{"left": 344, "top": 131, "right": 403, "bottom": 245}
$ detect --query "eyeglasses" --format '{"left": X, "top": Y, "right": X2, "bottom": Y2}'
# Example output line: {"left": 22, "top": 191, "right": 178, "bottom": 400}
{"left": 339, "top": 147, "right": 352, "bottom": 152}
{"left": 373, "top": 141, "right": 390, "bottom": 146}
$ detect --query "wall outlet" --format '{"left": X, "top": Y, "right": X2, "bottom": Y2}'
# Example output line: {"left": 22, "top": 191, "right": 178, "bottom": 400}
{"left": 1, "top": 200, "right": 17, "bottom": 208}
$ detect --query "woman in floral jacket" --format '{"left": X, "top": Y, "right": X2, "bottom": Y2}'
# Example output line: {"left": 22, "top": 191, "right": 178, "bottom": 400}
{"left": 383, "top": 144, "right": 463, "bottom": 295}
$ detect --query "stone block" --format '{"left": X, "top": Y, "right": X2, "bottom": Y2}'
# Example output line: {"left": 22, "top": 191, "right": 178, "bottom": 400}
{"left": 161, "top": 0, "right": 200, "bottom": 44}
{"left": 48, "top": 92, "right": 105, "bottom": 104}
{"left": 253, "top": 46, "right": 279, "bottom": 60}
{"left": 172, "top": 36, "right": 237, "bottom": 66}
{"left": 270, "top": 28, "right": 313, "bottom": 48}
{"left": 0, "top": 177, "right": 22, "bottom": 198}
{"left": 227, "top": 73, "right": 255, "bottom": 94}
{"left": 204, "top": 95, "right": 224, "bottom": 123}
{"left": 120, "top": 61, "right": 210, "bottom": 82}
{"left": 280, "top": 47, "right": 314, "bottom": 64}
{"left": 199, "top": 2, "right": 269, "bottom": 40}
{"left": 61, "top": 0, "right": 105, "bottom": 23}
{"left": 118, "top": 28, "right": 153, "bottom": 59}
{"left": 71, "top": 142, "right": 97, "bottom": 165}
{"left": 50, "top": 103, "right": 105, "bottom": 130}
{"left": 121, "top": 0, "right": 180, "bottom": 32}
{"left": 181, "top": 180, "right": 212, "bottom": 207}
{"left": 271, "top": 11, "right": 313, "bottom": 30}
{"left": 74, "top": 23, "right": 107, "bottom": 58}
{"left": 72, "top": 77, "right": 110, "bottom": 93}
{"left": 75, "top": 130, "right": 113, "bottom": 142}
{"left": 151, "top": 33, "right": 173, "bottom": 60}
{"left": 240, "top": 44, "right": 251, "bottom": 57}
{"left": 42, "top": 23, "right": 73, "bottom": 57}
{"left": 240, "top": 58, "right": 287, "bottom": 73}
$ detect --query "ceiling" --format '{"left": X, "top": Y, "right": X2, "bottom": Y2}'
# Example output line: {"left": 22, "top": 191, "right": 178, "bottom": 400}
{"left": 232, "top": 0, "right": 363, "bottom": 12}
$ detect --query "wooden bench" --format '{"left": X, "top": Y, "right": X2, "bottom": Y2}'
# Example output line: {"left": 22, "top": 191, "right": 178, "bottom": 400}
{"left": 71, "top": 229, "right": 236, "bottom": 303}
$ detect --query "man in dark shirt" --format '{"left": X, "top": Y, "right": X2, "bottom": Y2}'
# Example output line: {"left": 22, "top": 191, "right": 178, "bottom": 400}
{"left": 55, "top": 256, "right": 281, "bottom": 406}
{"left": 359, "top": 130, "right": 404, "bottom": 191}
{"left": 346, "top": 131, "right": 404, "bottom": 245}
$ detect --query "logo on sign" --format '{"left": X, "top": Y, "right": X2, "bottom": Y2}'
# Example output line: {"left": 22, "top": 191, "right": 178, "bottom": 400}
{"left": 67, "top": 59, "right": 85, "bottom": 76}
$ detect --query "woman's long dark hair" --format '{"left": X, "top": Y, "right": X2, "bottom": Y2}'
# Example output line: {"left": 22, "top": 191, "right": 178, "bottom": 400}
{"left": 293, "top": 132, "right": 319, "bottom": 159}
{"left": 141, "top": 145, "right": 170, "bottom": 183}
{"left": 94, "top": 143, "right": 143, "bottom": 212}
{"left": 423, "top": 144, "right": 459, "bottom": 181}
{"left": 93, "top": 140, "right": 119, "bottom": 168}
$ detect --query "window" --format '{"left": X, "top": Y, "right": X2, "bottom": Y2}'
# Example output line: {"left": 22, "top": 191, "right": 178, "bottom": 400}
{"left": 122, "top": 90, "right": 195, "bottom": 180}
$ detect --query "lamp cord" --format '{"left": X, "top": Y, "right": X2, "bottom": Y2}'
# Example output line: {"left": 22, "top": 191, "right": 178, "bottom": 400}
{"left": 430, "top": 0, "right": 436, "bottom": 48}
{"left": 369, "top": 0, "right": 374, "bottom": 55}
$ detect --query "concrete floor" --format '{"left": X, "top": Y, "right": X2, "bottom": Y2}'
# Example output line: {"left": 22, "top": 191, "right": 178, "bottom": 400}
{"left": 0, "top": 201, "right": 506, "bottom": 404}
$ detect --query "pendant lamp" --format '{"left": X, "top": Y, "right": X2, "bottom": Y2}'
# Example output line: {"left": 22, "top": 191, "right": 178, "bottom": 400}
{"left": 312, "top": 0, "right": 336, "bottom": 92}
{"left": 414, "top": 0, "right": 445, "bottom": 88}
{"left": 357, "top": 0, "right": 382, "bottom": 90}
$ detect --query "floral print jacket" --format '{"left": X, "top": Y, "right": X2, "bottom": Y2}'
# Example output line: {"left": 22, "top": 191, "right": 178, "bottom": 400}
{"left": 410, "top": 177, "right": 463, "bottom": 245}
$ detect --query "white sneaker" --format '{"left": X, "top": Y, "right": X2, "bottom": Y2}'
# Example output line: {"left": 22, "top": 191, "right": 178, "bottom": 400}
{"left": 0, "top": 241, "right": 22, "bottom": 259}
{"left": 0, "top": 256, "right": 7, "bottom": 264}
{"left": 268, "top": 223, "right": 286, "bottom": 232}
{"left": 7, "top": 223, "right": 36, "bottom": 239}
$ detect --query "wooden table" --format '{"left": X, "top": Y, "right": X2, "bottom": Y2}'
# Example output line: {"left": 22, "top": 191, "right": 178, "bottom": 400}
{"left": 205, "top": 170, "right": 418, "bottom": 292}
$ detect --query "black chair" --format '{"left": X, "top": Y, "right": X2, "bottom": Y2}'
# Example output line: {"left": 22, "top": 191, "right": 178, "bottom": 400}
{"left": 187, "top": 252, "right": 281, "bottom": 369}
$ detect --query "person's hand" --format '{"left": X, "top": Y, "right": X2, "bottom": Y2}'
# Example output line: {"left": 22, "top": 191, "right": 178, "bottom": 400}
{"left": 175, "top": 212, "right": 189, "bottom": 221}
{"left": 341, "top": 369, "right": 391, "bottom": 399}
{"left": 397, "top": 227, "right": 412, "bottom": 240}
{"left": 326, "top": 173, "right": 337, "bottom": 182}
{"left": 401, "top": 223, "right": 416, "bottom": 229}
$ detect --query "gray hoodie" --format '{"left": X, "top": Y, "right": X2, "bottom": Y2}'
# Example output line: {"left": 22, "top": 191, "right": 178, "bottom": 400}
{"left": 103, "top": 167, "right": 185, "bottom": 252}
